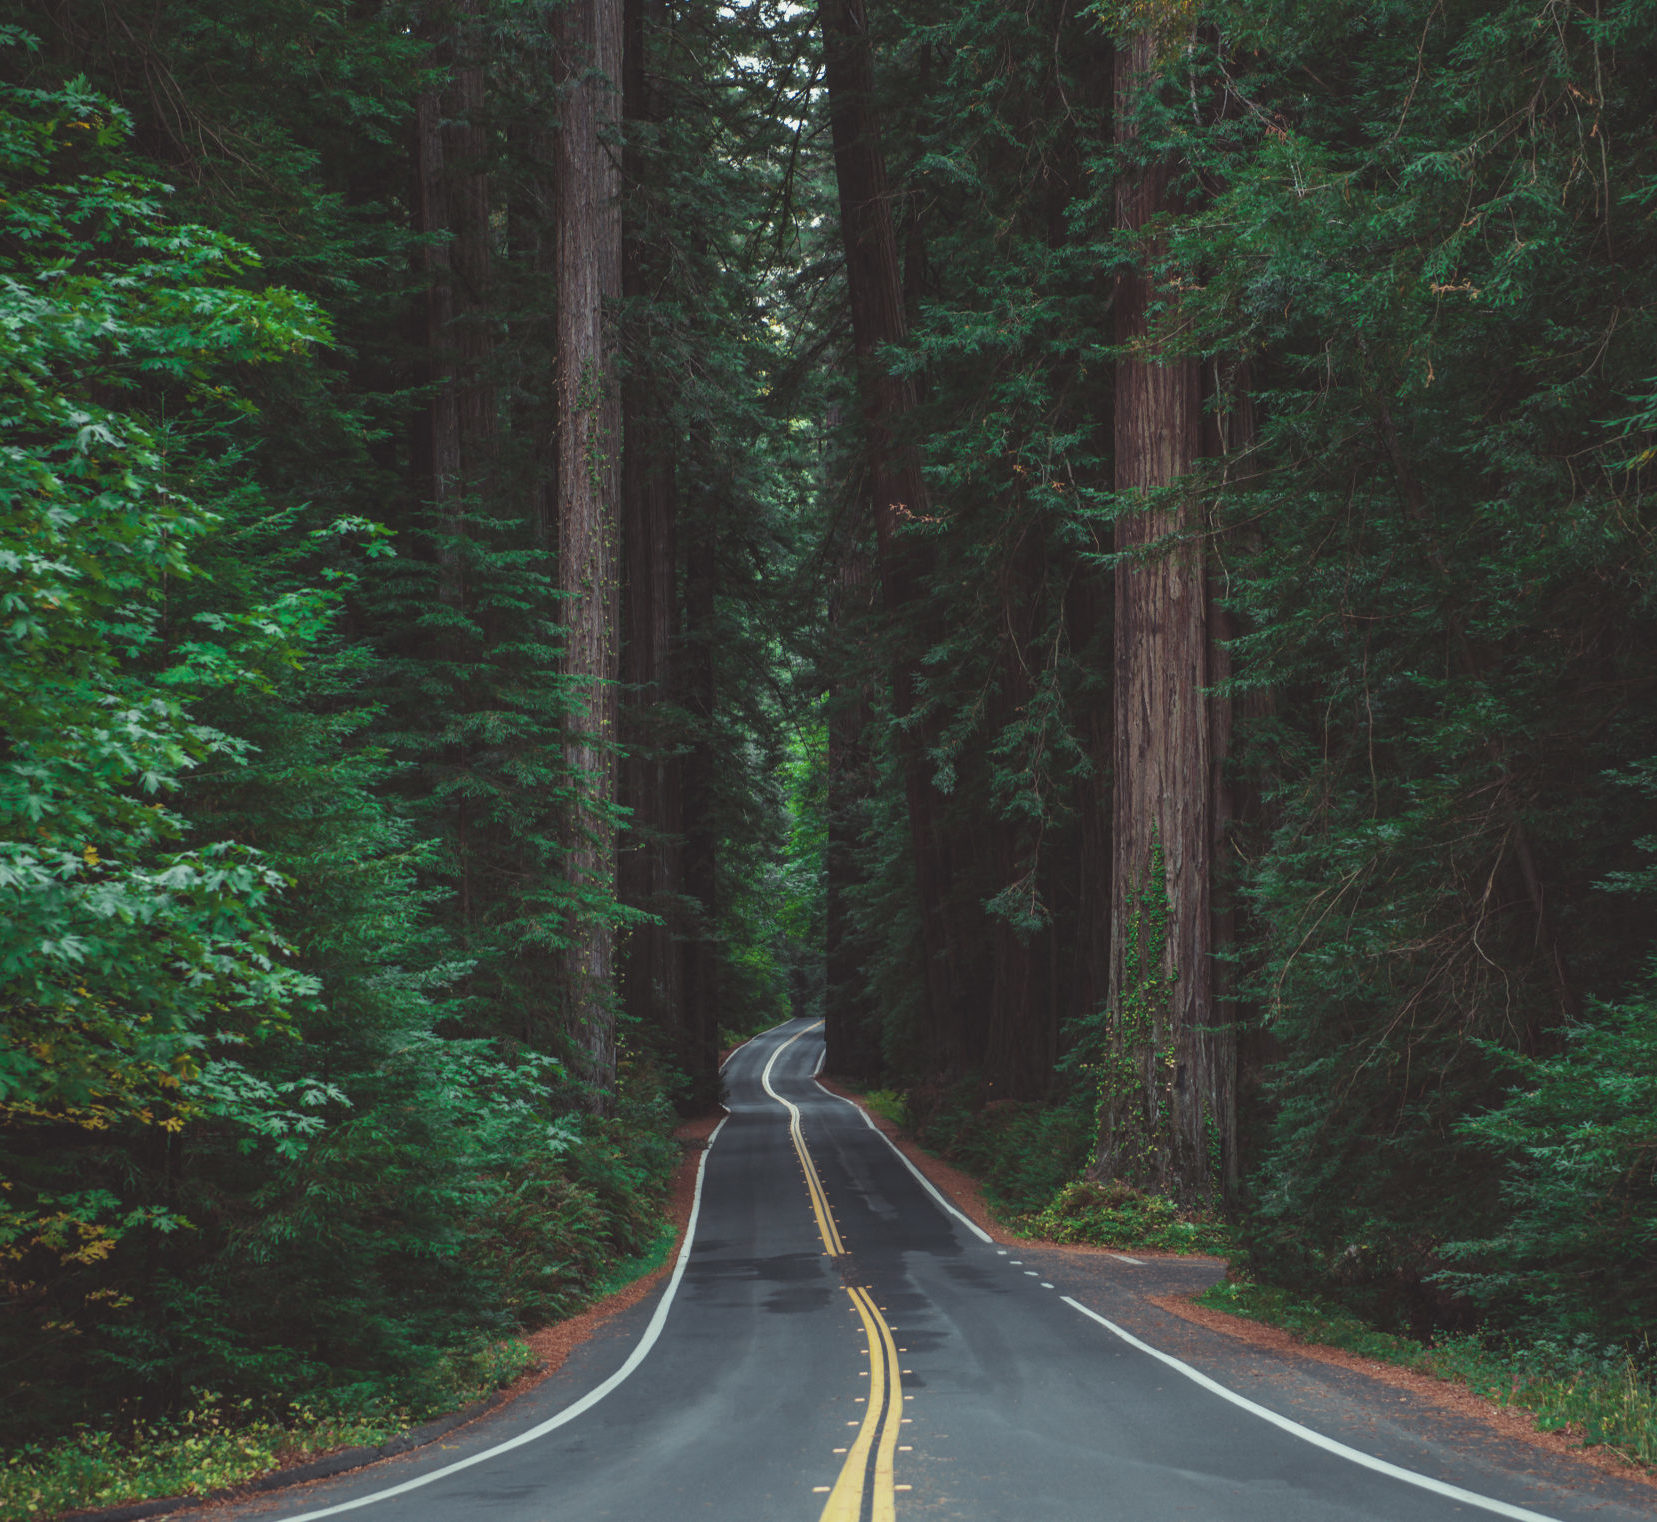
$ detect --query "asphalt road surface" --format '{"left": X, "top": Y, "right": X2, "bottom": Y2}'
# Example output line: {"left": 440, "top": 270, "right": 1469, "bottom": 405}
{"left": 217, "top": 1017, "right": 1657, "bottom": 1522}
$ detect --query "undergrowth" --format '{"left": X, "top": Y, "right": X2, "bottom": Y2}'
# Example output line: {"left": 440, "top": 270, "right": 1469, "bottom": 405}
{"left": 1023, "top": 1180, "right": 1231, "bottom": 1254}
{"left": 859, "top": 1089, "right": 909, "bottom": 1127}
{"left": 902, "top": 1081, "right": 1228, "bottom": 1253}
{"left": 909, "top": 1083, "right": 1093, "bottom": 1217}
{"left": 3, "top": 1068, "right": 682, "bottom": 1519}
{"left": 1199, "top": 1280, "right": 1657, "bottom": 1467}
{"left": 0, "top": 1341, "right": 536, "bottom": 1520}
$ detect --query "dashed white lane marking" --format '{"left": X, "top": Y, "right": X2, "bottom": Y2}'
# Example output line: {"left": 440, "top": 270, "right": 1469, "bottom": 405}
{"left": 267, "top": 1117, "right": 730, "bottom": 1521}
{"left": 1060, "top": 1299, "right": 1563, "bottom": 1522}
{"left": 1109, "top": 1253, "right": 1145, "bottom": 1265}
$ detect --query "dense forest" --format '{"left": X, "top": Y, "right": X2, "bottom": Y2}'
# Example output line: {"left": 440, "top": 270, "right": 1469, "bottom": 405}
{"left": 4, "top": 0, "right": 1656, "bottom": 1472}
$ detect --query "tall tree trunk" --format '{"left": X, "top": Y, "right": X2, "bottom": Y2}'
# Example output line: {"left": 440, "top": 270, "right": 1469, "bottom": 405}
{"left": 1096, "top": 29, "right": 1230, "bottom": 1204}
{"left": 817, "top": 0, "right": 960, "bottom": 1072}
{"left": 557, "top": 0, "right": 624, "bottom": 1106}
{"left": 617, "top": 0, "right": 688, "bottom": 1086}
{"left": 824, "top": 525, "right": 881, "bottom": 1080}
{"left": 412, "top": 9, "right": 494, "bottom": 937}
{"left": 449, "top": 10, "right": 493, "bottom": 513}
{"left": 680, "top": 489, "right": 721, "bottom": 1095}
{"left": 1067, "top": 564, "right": 1114, "bottom": 1067}
{"left": 1201, "top": 362, "right": 1253, "bottom": 1200}
{"left": 983, "top": 549, "right": 1057, "bottom": 1100}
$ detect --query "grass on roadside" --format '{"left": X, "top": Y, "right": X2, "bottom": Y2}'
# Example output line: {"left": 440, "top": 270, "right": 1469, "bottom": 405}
{"left": 859, "top": 1089, "right": 909, "bottom": 1128}
{"left": 585, "top": 1215, "right": 680, "bottom": 1302}
{"left": 0, "top": 1340, "right": 540, "bottom": 1519}
{"left": 1019, "top": 1179, "right": 1231, "bottom": 1254}
{"left": 1198, "top": 1279, "right": 1657, "bottom": 1468}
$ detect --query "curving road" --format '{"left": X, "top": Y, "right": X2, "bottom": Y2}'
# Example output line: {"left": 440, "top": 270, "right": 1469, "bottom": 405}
{"left": 215, "top": 1017, "right": 1656, "bottom": 1522}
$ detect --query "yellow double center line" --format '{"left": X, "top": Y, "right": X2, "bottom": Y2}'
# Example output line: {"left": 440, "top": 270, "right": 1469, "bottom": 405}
{"left": 761, "top": 1025, "right": 906, "bottom": 1522}
{"left": 822, "top": 1284, "right": 904, "bottom": 1522}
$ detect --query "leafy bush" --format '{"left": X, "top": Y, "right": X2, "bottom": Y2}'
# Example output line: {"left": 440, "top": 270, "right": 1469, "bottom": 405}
{"left": 860, "top": 1089, "right": 910, "bottom": 1128}
{"left": 909, "top": 1082, "right": 1093, "bottom": 1217}
{"left": 1024, "top": 1180, "right": 1231, "bottom": 1254}
{"left": 1437, "top": 990, "right": 1657, "bottom": 1348}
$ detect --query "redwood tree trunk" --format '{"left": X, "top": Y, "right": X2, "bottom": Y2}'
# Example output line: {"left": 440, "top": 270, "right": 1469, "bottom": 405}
{"left": 557, "top": 0, "right": 624, "bottom": 1105}
{"left": 412, "top": 81, "right": 459, "bottom": 568}
{"left": 680, "top": 490, "right": 721, "bottom": 1090}
{"left": 824, "top": 530, "right": 880, "bottom": 1080}
{"left": 412, "top": 5, "right": 493, "bottom": 939}
{"left": 618, "top": 0, "right": 695, "bottom": 1093}
{"left": 1096, "top": 30, "right": 1231, "bottom": 1203}
{"left": 818, "top": 0, "right": 960, "bottom": 1072}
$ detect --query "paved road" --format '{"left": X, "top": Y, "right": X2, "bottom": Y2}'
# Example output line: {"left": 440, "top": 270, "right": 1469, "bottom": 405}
{"left": 219, "top": 1017, "right": 1655, "bottom": 1522}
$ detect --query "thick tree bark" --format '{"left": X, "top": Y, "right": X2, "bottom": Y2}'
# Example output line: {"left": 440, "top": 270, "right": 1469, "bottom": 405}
{"left": 557, "top": 0, "right": 624, "bottom": 1105}
{"left": 817, "top": 0, "right": 960, "bottom": 1073}
{"left": 1096, "top": 30, "right": 1232, "bottom": 1204}
{"left": 1067, "top": 565, "right": 1114, "bottom": 1066}
{"left": 680, "top": 491, "right": 721, "bottom": 1092}
{"left": 617, "top": 0, "right": 695, "bottom": 1093}
{"left": 412, "top": 6, "right": 494, "bottom": 936}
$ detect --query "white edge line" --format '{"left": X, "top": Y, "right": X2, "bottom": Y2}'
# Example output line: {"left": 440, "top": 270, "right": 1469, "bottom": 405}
{"left": 811, "top": 1072, "right": 993, "bottom": 1245}
{"left": 274, "top": 1115, "right": 730, "bottom": 1522}
{"left": 1058, "top": 1297, "right": 1563, "bottom": 1522}
{"left": 1109, "top": 1253, "right": 1146, "bottom": 1265}
{"left": 720, "top": 1014, "right": 808, "bottom": 1074}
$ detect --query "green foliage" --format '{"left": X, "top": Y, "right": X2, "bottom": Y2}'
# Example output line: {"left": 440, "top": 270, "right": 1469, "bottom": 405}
{"left": 1024, "top": 1180, "right": 1230, "bottom": 1255}
{"left": 1, "top": 1394, "right": 398, "bottom": 1520}
{"left": 859, "top": 1089, "right": 910, "bottom": 1128}
{"left": 1153, "top": 0, "right": 1657, "bottom": 1338}
{"left": 1089, "top": 840, "right": 1180, "bottom": 1183}
{"left": 0, "top": 1345, "right": 537, "bottom": 1520}
{"left": 906, "top": 1080, "right": 1227, "bottom": 1251}
{"left": 0, "top": 23, "right": 686, "bottom": 1452}
{"left": 1196, "top": 1280, "right": 1423, "bottom": 1363}
{"left": 0, "top": 63, "right": 329, "bottom": 1321}
{"left": 815, "top": 0, "right": 1118, "bottom": 1097}
{"left": 910, "top": 1081, "right": 1093, "bottom": 1218}
{"left": 1437, "top": 989, "right": 1657, "bottom": 1348}
{"left": 1200, "top": 1280, "right": 1657, "bottom": 1465}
